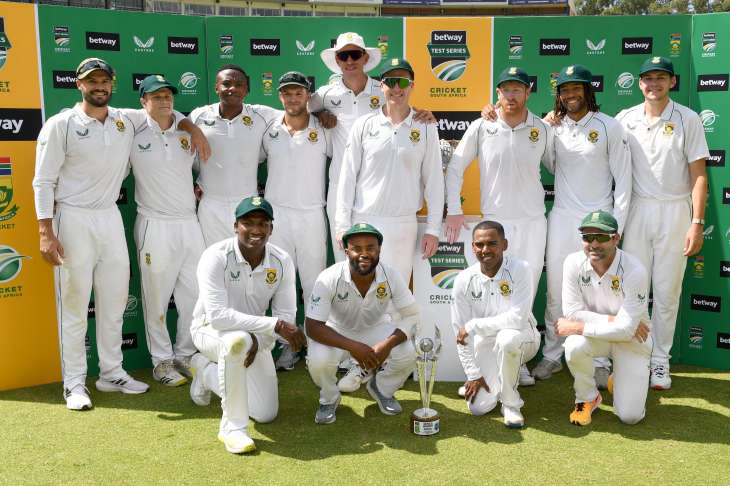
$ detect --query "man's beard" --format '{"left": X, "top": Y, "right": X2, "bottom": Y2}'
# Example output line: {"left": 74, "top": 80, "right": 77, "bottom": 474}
{"left": 83, "top": 90, "right": 111, "bottom": 107}
{"left": 349, "top": 254, "right": 379, "bottom": 276}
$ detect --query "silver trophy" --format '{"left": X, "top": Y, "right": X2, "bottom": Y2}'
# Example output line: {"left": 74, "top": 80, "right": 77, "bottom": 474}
{"left": 410, "top": 326, "right": 443, "bottom": 436}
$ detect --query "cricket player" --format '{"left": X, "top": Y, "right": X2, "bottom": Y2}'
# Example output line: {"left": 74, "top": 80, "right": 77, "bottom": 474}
{"left": 532, "top": 64, "right": 632, "bottom": 386}
{"left": 34, "top": 58, "right": 205, "bottom": 410}
{"left": 305, "top": 223, "right": 419, "bottom": 424}
{"left": 559, "top": 210, "right": 651, "bottom": 425}
{"left": 616, "top": 57, "right": 708, "bottom": 390}
{"left": 188, "top": 196, "right": 306, "bottom": 454}
{"left": 451, "top": 221, "right": 540, "bottom": 428}
{"left": 130, "top": 75, "right": 206, "bottom": 386}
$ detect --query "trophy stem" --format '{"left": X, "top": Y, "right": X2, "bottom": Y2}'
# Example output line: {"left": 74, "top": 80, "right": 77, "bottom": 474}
{"left": 426, "top": 359, "right": 438, "bottom": 411}
{"left": 416, "top": 359, "right": 428, "bottom": 409}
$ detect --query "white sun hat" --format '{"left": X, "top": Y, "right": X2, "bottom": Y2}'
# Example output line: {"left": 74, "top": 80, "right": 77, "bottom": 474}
{"left": 320, "top": 32, "right": 382, "bottom": 74}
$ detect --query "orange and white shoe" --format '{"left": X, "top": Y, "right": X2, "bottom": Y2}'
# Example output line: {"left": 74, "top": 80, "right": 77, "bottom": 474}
{"left": 569, "top": 393, "right": 602, "bottom": 426}
{"left": 607, "top": 374, "right": 614, "bottom": 395}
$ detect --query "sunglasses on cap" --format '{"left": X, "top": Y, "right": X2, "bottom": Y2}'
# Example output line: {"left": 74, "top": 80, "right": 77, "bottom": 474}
{"left": 336, "top": 50, "right": 365, "bottom": 62}
{"left": 77, "top": 59, "right": 114, "bottom": 77}
{"left": 381, "top": 77, "right": 412, "bottom": 89}
{"left": 581, "top": 233, "right": 614, "bottom": 243}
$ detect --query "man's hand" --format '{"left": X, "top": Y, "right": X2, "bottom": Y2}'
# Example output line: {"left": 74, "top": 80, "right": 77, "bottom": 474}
{"left": 372, "top": 340, "right": 393, "bottom": 367}
{"left": 275, "top": 320, "right": 306, "bottom": 352}
{"left": 412, "top": 107, "right": 437, "bottom": 124}
{"left": 542, "top": 110, "right": 562, "bottom": 127}
{"left": 349, "top": 341, "right": 379, "bottom": 370}
{"left": 314, "top": 110, "right": 337, "bottom": 129}
{"left": 193, "top": 184, "right": 203, "bottom": 201}
{"left": 555, "top": 318, "right": 584, "bottom": 337}
{"left": 456, "top": 326, "right": 469, "bottom": 346}
{"left": 464, "top": 377, "right": 489, "bottom": 403}
{"left": 39, "top": 221, "right": 64, "bottom": 266}
{"left": 422, "top": 234, "right": 439, "bottom": 259}
{"left": 683, "top": 223, "right": 704, "bottom": 256}
{"left": 188, "top": 125, "right": 211, "bottom": 162}
{"left": 244, "top": 334, "right": 259, "bottom": 367}
{"left": 634, "top": 321, "right": 650, "bottom": 343}
{"left": 445, "top": 215, "right": 467, "bottom": 244}
{"left": 481, "top": 102, "right": 498, "bottom": 122}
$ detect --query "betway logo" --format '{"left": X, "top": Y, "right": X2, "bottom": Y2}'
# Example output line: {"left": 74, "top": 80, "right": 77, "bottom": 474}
{"left": 433, "top": 32, "right": 465, "bottom": 43}
{"left": 0, "top": 118, "right": 23, "bottom": 134}
{"left": 697, "top": 74, "right": 729, "bottom": 92}
{"left": 250, "top": 38, "right": 280, "bottom": 56}
{"left": 624, "top": 41, "right": 649, "bottom": 50}
{"left": 707, "top": 150, "right": 726, "bottom": 167}
{"left": 691, "top": 294, "right": 721, "bottom": 312}
{"left": 168, "top": 36, "right": 198, "bottom": 54}
{"left": 86, "top": 31, "right": 120, "bottom": 51}
{"left": 89, "top": 37, "right": 116, "bottom": 46}
{"left": 437, "top": 118, "right": 471, "bottom": 132}
{"left": 717, "top": 333, "right": 730, "bottom": 349}
{"left": 622, "top": 37, "right": 653, "bottom": 54}
{"left": 171, "top": 41, "right": 194, "bottom": 50}
{"left": 53, "top": 70, "right": 77, "bottom": 89}
{"left": 540, "top": 39, "right": 570, "bottom": 55}
{"left": 720, "top": 260, "right": 730, "bottom": 278}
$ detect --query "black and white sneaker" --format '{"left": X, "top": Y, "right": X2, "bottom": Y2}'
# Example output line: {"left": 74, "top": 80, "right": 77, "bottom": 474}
{"left": 64, "top": 385, "right": 92, "bottom": 411}
{"left": 95, "top": 375, "right": 149, "bottom": 394}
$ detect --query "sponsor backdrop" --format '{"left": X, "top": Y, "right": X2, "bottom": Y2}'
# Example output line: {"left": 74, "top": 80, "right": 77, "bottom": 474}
{"left": 0, "top": 2, "right": 60, "bottom": 390}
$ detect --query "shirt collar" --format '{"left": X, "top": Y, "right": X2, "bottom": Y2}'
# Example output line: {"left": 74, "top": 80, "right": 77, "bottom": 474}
{"left": 565, "top": 111, "right": 596, "bottom": 128}
{"left": 586, "top": 249, "right": 622, "bottom": 280}
{"left": 233, "top": 239, "right": 272, "bottom": 271}
{"left": 473, "top": 256, "right": 509, "bottom": 282}
{"left": 496, "top": 110, "right": 535, "bottom": 131}
{"left": 73, "top": 103, "right": 108, "bottom": 126}
{"left": 341, "top": 261, "right": 387, "bottom": 288}
{"left": 145, "top": 114, "right": 176, "bottom": 135}
{"left": 376, "top": 107, "right": 415, "bottom": 127}
{"left": 215, "top": 102, "right": 252, "bottom": 122}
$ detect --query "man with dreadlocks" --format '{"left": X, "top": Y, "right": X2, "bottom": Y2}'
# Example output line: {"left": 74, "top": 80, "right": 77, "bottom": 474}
{"left": 532, "top": 64, "right": 632, "bottom": 387}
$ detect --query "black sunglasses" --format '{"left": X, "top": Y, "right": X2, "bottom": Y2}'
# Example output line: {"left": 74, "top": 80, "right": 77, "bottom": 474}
{"left": 336, "top": 50, "right": 365, "bottom": 62}
{"left": 581, "top": 233, "right": 614, "bottom": 243}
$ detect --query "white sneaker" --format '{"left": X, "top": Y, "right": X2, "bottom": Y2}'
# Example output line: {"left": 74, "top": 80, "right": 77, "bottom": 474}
{"left": 95, "top": 375, "right": 149, "bottom": 394}
{"left": 190, "top": 353, "right": 212, "bottom": 406}
{"left": 275, "top": 343, "right": 300, "bottom": 371}
{"left": 594, "top": 366, "right": 611, "bottom": 390}
{"left": 337, "top": 364, "right": 372, "bottom": 393}
{"left": 518, "top": 364, "right": 535, "bottom": 387}
{"left": 64, "top": 385, "right": 92, "bottom": 411}
{"left": 501, "top": 405, "right": 525, "bottom": 429}
{"left": 217, "top": 429, "right": 256, "bottom": 454}
{"left": 531, "top": 358, "right": 563, "bottom": 380}
{"left": 153, "top": 360, "right": 188, "bottom": 387}
{"left": 457, "top": 385, "right": 466, "bottom": 398}
{"left": 173, "top": 355, "right": 193, "bottom": 379}
{"left": 650, "top": 364, "right": 672, "bottom": 390}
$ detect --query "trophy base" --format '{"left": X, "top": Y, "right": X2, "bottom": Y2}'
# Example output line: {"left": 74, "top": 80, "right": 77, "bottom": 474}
{"left": 411, "top": 408, "right": 440, "bottom": 436}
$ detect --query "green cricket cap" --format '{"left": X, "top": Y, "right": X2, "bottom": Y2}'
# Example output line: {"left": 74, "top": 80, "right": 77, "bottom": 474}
{"left": 234, "top": 196, "right": 274, "bottom": 221}
{"left": 342, "top": 222, "right": 383, "bottom": 246}
{"left": 579, "top": 210, "right": 618, "bottom": 233}
{"left": 639, "top": 56, "right": 675, "bottom": 76}
{"left": 496, "top": 66, "right": 530, "bottom": 88}
{"left": 557, "top": 64, "right": 592, "bottom": 87}
{"left": 139, "top": 74, "right": 178, "bottom": 97}
{"left": 379, "top": 58, "right": 415, "bottom": 79}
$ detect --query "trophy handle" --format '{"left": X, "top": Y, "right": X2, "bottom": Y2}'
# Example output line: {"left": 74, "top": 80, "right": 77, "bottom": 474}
{"left": 432, "top": 325, "right": 443, "bottom": 359}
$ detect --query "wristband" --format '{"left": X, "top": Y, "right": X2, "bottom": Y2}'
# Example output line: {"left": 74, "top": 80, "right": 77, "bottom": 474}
{"left": 691, "top": 218, "right": 705, "bottom": 225}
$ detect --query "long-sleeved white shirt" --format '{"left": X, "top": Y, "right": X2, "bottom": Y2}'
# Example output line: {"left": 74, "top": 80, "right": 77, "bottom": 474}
{"left": 562, "top": 249, "right": 649, "bottom": 342}
{"left": 616, "top": 100, "right": 709, "bottom": 201}
{"left": 261, "top": 114, "right": 333, "bottom": 210}
{"left": 553, "top": 111, "right": 632, "bottom": 233}
{"left": 191, "top": 238, "right": 296, "bottom": 350}
{"left": 450, "top": 257, "right": 536, "bottom": 381}
{"left": 446, "top": 111, "right": 554, "bottom": 220}
{"left": 335, "top": 109, "right": 444, "bottom": 236}
{"left": 190, "top": 103, "right": 279, "bottom": 201}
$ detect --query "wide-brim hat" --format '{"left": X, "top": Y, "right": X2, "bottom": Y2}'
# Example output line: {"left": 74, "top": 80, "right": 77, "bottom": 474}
{"left": 320, "top": 32, "right": 382, "bottom": 75}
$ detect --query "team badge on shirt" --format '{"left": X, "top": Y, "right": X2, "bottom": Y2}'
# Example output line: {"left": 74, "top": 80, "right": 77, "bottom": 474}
{"left": 528, "top": 127, "right": 540, "bottom": 143}
{"left": 609, "top": 275, "right": 621, "bottom": 295}
{"left": 409, "top": 128, "right": 421, "bottom": 143}
{"left": 588, "top": 129, "right": 599, "bottom": 143}
{"left": 145, "top": 253, "right": 151, "bottom": 265}
{"left": 375, "top": 283, "right": 388, "bottom": 300}
{"left": 115, "top": 119, "right": 126, "bottom": 132}
{"left": 499, "top": 280, "right": 512, "bottom": 297}
{"left": 369, "top": 96, "right": 380, "bottom": 109}
{"left": 308, "top": 129, "right": 319, "bottom": 143}
{"left": 663, "top": 122, "right": 675, "bottom": 136}
{"left": 242, "top": 115, "right": 253, "bottom": 127}
{"left": 180, "top": 137, "right": 190, "bottom": 152}
{"left": 265, "top": 268, "right": 278, "bottom": 285}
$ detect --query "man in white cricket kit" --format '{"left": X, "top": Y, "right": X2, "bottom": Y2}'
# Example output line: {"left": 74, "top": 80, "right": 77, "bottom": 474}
{"left": 559, "top": 210, "right": 651, "bottom": 426}
{"left": 305, "top": 223, "right": 419, "bottom": 424}
{"left": 190, "top": 65, "right": 280, "bottom": 247}
{"left": 188, "top": 196, "right": 306, "bottom": 454}
{"left": 336, "top": 58, "right": 444, "bottom": 284}
{"left": 451, "top": 221, "right": 540, "bottom": 428}
{"left": 130, "top": 75, "right": 206, "bottom": 386}
{"left": 616, "top": 56, "right": 708, "bottom": 390}
{"left": 533, "top": 64, "right": 632, "bottom": 385}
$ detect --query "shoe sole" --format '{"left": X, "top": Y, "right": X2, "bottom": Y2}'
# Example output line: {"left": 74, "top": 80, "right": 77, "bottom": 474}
{"left": 95, "top": 381, "right": 149, "bottom": 394}
{"left": 66, "top": 403, "right": 92, "bottom": 411}
{"left": 651, "top": 384, "right": 671, "bottom": 391}
{"left": 156, "top": 377, "right": 188, "bottom": 387}
{"left": 570, "top": 394, "right": 602, "bottom": 426}
{"left": 217, "top": 434, "right": 256, "bottom": 454}
{"left": 504, "top": 421, "right": 524, "bottom": 429}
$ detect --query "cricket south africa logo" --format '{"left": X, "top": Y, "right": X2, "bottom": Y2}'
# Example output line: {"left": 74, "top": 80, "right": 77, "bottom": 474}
{"left": 219, "top": 35, "right": 233, "bottom": 58}
{"left": 0, "top": 245, "right": 29, "bottom": 283}
{"left": 53, "top": 26, "right": 70, "bottom": 53}
{"left": 428, "top": 31, "right": 470, "bottom": 82}
{"left": 0, "top": 18, "right": 11, "bottom": 71}
{"left": 0, "top": 157, "right": 19, "bottom": 222}
{"left": 428, "top": 242, "right": 468, "bottom": 289}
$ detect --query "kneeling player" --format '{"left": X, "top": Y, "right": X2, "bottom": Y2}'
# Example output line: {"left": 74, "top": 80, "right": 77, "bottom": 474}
{"left": 451, "top": 221, "right": 540, "bottom": 428}
{"left": 188, "top": 197, "right": 306, "bottom": 454}
{"left": 305, "top": 223, "right": 418, "bottom": 424}
{"left": 558, "top": 210, "right": 651, "bottom": 426}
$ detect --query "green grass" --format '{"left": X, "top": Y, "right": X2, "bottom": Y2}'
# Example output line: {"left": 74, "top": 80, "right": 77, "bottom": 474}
{"left": 2, "top": 364, "right": 730, "bottom": 485}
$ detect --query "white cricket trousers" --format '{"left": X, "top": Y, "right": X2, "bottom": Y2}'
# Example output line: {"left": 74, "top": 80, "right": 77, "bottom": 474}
{"left": 192, "top": 326, "right": 278, "bottom": 433}
{"left": 269, "top": 205, "right": 327, "bottom": 302}
{"left": 352, "top": 213, "right": 418, "bottom": 284}
{"left": 622, "top": 197, "right": 690, "bottom": 366}
{"left": 468, "top": 324, "right": 540, "bottom": 414}
{"left": 489, "top": 214, "right": 547, "bottom": 297}
{"left": 134, "top": 215, "right": 205, "bottom": 366}
{"left": 327, "top": 186, "right": 346, "bottom": 263}
{"left": 564, "top": 334, "right": 652, "bottom": 424}
{"left": 197, "top": 195, "right": 241, "bottom": 248}
{"left": 54, "top": 205, "right": 129, "bottom": 390}
{"left": 307, "top": 322, "right": 417, "bottom": 405}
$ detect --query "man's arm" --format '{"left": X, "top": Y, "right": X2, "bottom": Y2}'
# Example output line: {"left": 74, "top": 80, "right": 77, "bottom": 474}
{"left": 540, "top": 121, "right": 556, "bottom": 174}
{"left": 444, "top": 120, "right": 481, "bottom": 243}
{"left": 305, "top": 317, "right": 380, "bottom": 370}
{"left": 420, "top": 123, "right": 445, "bottom": 258}
{"left": 33, "top": 118, "right": 66, "bottom": 265}
{"left": 334, "top": 118, "right": 365, "bottom": 238}
{"left": 684, "top": 159, "right": 707, "bottom": 256}
{"left": 608, "top": 122, "right": 632, "bottom": 234}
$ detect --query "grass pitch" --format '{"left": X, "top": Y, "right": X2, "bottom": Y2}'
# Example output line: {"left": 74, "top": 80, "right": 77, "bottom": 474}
{"left": 2, "top": 364, "right": 729, "bottom": 485}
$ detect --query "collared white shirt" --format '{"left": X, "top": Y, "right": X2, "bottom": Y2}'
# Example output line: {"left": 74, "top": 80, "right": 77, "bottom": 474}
{"left": 309, "top": 76, "right": 383, "bottom": 188}
{"left": 450, "top": 257, "right": 535, "bottom": 381}
{"left": 335, "top": 109, "right": 444, "bottom": 236}
{"left": 306, "top": 261, "right": 416, "bottom": 336}
{"left": 446, "top": 111, "right": 555, "bottom": 220}
{"left": 192, "top": 238, "right": 296, "bottom": 349}
{"left": 553, "top": 111, "right": 632, "bottom": 233}
{"left": 261, "top": 114, "right": 333, "bottom": 210}
{"left": 130, "top": 113, "right": 196, "bottom": 219}
{"left": 33, "top": 104, "right": 143, "bottom": 219}
{"left": 616, "top": 100, "right": 709, "bottom": 200}
{"left": 562, "top": 249, "right": 649, "bottom": 342}
{"left": 190, "top": 102, "right": 280, "bottom": 200}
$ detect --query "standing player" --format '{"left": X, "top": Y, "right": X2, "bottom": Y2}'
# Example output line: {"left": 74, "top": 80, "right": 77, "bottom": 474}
{"left": 532, "top": 64, "right": 632, "bottom": 385}
{"left": 451, "top": 221, "right": 540, "bottom": 428}
{"left": 261, "top": 71, "right": 332, "bottom": 370}
{"left": 306, "top": 223, "right": 419, "bottom": 424}
{"left": 558, "top": 211, "right": 651, "bottom": 425}
{"left": 188, "top": 196, "right": 306, "bottom": 454}
{"left": 130, "top": 75, "right": 206, "bottom": 386}
{"left": 616, "top": 57, "right": 708, "bottom": 390}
